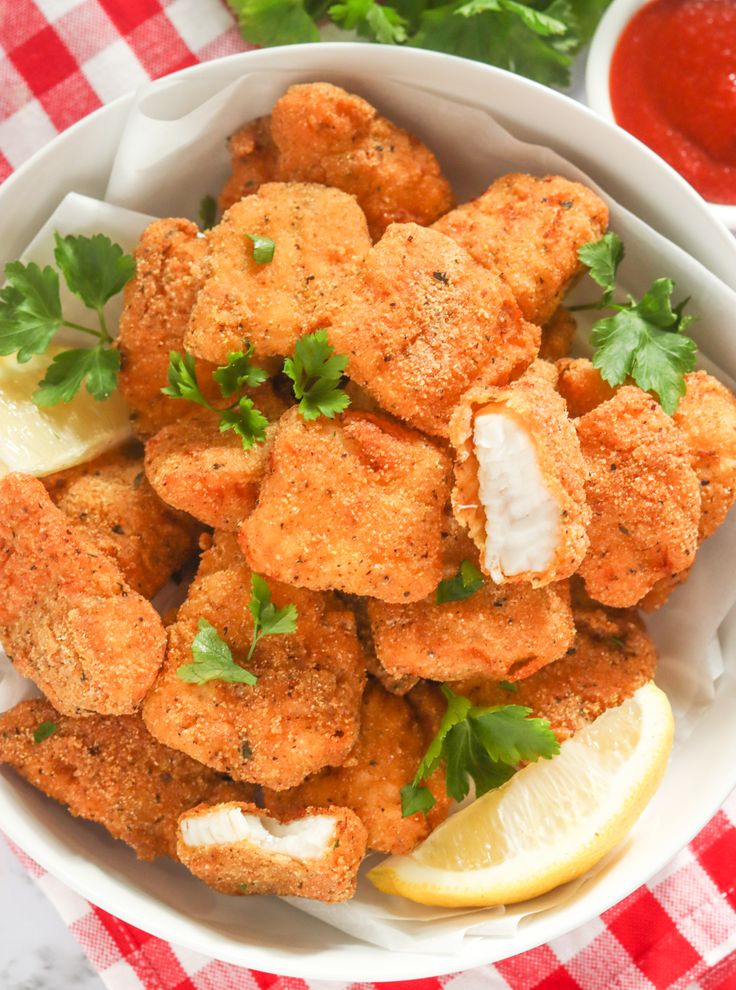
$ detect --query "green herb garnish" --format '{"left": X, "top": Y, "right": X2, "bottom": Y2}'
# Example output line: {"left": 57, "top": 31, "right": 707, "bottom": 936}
{"left": 245, "top": 233, "right": 275, "bottom": 265}
{"left": 33, "top": 721, "right": 59, "bottom": 744}
{"left": 199, "top": 195, "right": 218, "bottom": 231}
{"left": 435, "top": 560, "right": 484, "bottom": 604}
{"left": 283, "top": 330, "right": 350, "bottom": 421}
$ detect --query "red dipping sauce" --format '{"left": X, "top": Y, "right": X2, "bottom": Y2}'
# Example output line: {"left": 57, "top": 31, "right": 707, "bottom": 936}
{"left": 610, "top": 0, "right": 736, "bottom": 204}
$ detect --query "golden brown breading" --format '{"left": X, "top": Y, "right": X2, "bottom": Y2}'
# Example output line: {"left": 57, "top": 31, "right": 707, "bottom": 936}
{"left": 434, "top": 173, "right": 609, "bottom": 324}
{"left": 176, "top": 801, "right": 366, "bottom": 901}
{"left": 368, "top": 580, "right": 574, "bottom": 683}
{"left": 265, "top": 680, "right": 450, "bottom": 855}
{"left": 240, "top": 408, "right": 451, "bottom": 602}
{"left": 328, "top": 223, "right": 540, "bottom": 438}
{"left": 117, "top": 218, "right": 216, "bottom": 437}
{"left": 539, "top": 308, "right": 577, "bottom": 362}
{"left": 185, "top": 183, "right": 371, "bottom": 365}
{"left": 0, "top": 474, "right": 166, "bottom": 716}
{"left": 142, "top": 532, "right": 365, "bottom": 789}
{"left": 0, "top": 699, "right": 247, "bottom": 859}
{"left": 43, "top": 441, "right": 199, "bottom": 598}
{"left": 450, "top": 375, "right": 590, "bottom": 585}
{"left": 221, "top": 84, "right": 453, "bottom": 240}
{"left": 453, "top": 604, "right": 657, "bottom": 741}
{"left": 556, "top": 357, "right": 617, "bottom": 418}
{"left": 576, "top": 387, "right": 701, "bottom": 608}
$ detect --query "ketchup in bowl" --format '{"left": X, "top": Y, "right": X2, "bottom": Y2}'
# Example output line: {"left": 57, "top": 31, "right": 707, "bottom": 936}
{"left": 610, "top": 0, "right": 736, "bottom": 205}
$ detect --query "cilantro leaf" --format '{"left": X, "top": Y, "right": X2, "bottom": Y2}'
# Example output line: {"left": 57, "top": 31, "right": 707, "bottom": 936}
{"left": 199, "top": 195, "right": 217, "bottom": 231}
{"left": 227, "top": 0, "right": 320, "bottom": 44}
{"left": 436, "top": 560, "right": 484, "bottom": 604}
{"left": 53, "top": 233, "right": 135, "bottom": 312}
{"left": 33, "top": 721, "right": 59, "bottom": 744}
{"left": 245, "top": 233, "right": 276, "bottom": 265}
{"left": 33, "top": 346, "right": 121, "bottom": 406}
{"left": 329, "top": 0, "right": 408, "bottom": 42}
{"left": 247, "top": 574, "right": 299, "bottom": 661}
{"left": 0, "top": 262, "right": 62, "bottom": 361}
{"left": 177, "top": 618, "right": 258, "bottom": 685}
{"left": 219, "top": 396, "right": 269, "bottom": 448}
{"left": 283, "top": 330, "right": 350, "bottom": 421}
{"left": 578, "top": 232, "right": 624, "bottom": 301}
{"left": 213, "top": 344, "right": 269, "bottom": 395}
{"left": 162, "top": 350, "right": 205, "bottom": 405}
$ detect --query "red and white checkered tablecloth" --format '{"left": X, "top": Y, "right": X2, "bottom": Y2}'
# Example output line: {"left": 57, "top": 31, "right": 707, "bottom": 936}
{"left": 2, "top": 2, "right": 736, "bottom": 987}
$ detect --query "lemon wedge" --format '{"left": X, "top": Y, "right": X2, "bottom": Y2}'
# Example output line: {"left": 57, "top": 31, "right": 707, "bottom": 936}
{"left": 0, "top": 348, "right": 131, "bottom": 477}
{"left": 368, "top": 681, "right": 673, "bottom": 907}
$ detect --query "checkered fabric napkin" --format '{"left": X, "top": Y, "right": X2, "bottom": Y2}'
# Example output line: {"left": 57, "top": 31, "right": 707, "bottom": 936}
{"left": 2, "top": 2, "right": 736, "bottom": 987}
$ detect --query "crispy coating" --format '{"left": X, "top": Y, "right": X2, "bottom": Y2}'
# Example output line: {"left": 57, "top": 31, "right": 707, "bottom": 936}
{"left": 450, "top": 375, "right": 590, "bottom": 585}
{"left": 576, "top": 387, "right": 701, "bottom": 607}
{"left": 453, "top": 604, "right": 657, "bottom": 741}
{"left": 556, "top": 357, "right": 617, "bottom": 418}
{"left": 368, "top": 579, "right": 574, "bottom": 683}
{"left": 0, "top": 699, "right": 246, "bottom": 859}
{"left": 221, "top": 84, "right": 454, "bottom": 240}
{"left": 328, "top": 223, "right": 540, "bottom": 438}
{"left": 143, "top": 532, "right": 365, "bottom": 789}
{"left": 265, "top": 680, "right": 450, "bottom": 855}
{"left": 117, "top": 218, "right": 216, "bottom": 437}
{"left": 176, "top": 802, "right": 366, "bottom": 901}
{"left": 0, "top": 474, "right": 166, "bottom": 716}
{"left": 434, "top": 173, "right": 609, "bottom": 324}
{"left": 240, "top": 408, "right": 451, "bottom": 602}
{"left": 539, "top": 308, "right": 577, "bottom": 362}
{"left": 43, "top": 441, "right": 199, "bottom": 598}
{"left": 185, "top": 183, "right": 371, "bottom": 364}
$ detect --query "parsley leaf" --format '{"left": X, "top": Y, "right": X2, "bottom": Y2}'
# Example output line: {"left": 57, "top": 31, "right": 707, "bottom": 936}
{"left": 283, "top": 330, "right": 351, "bottom": 421}
{"left": 33, "top": 346, "right": 121, "bottom": 405}
{"left": 247, "top": 574, "right": 298, "bottom": 660}
{"left": 498, "top": 679, "right": 519, "bottom": 693}
{"left": 227, "top": 0, "right": 320, "bottom": 45}
{"left": 400, "top": 685, "right": 559, "bottom": 815}
{"left": 436, "top": 560, "right": 484, "bottom": 604}
{"left": 0, "top": 263, "right": 62, "bottom": 362}
{"left": 578, "top": 232, "right": 624, "bottom": 302}
{"left": 329, "top": 0, "right": 408, "bottom": 43}
{"left": 199, "top": 195, "right": 217, "bottom": 231}
{"left": 53, "top": 232, "right": 136, "bottom": 313}
{"left": 219, "top": 397, "right": 269, "bottom": 448}
{"left": 245, "top": 233, "right": 276, "bottom": 265}
{"left": 176, "top": 618, "right": 258, "bottom": 685}
{"left": 33, "top": 721, "right": 59, "bottom": 744}
{"left": 213, "top": 345, "right": 269, "bottom": 395}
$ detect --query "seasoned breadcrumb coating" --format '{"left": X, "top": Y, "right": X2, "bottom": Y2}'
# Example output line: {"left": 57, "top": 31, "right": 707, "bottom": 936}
{"left": 177, "top": 801, "right": 366, "bottom": 901}
{"left": 450, "top": 375, "right": 590, "bottom": 585}
{"left": 453, "top": 603, "right": 657, "bottom": 741}
{"left": 539, "top": 308, "right": 577, "bottom": 362}
{"left": 434, "top": 173, "right": 609, "bottom": 324}
{"left": 0, "top": 699, "right": 246, "bottom": 859}
{"left": 240, "top": 408, "right": 451, "bottom": 602}
{"left": 142, "top": 532, "right": 365, "bottom": 789}
{"left": 556, "top": 358, "right": 617, "bottom": 418}
{"left": 221, "top": 83, "right": 454, "bottom": 240}
{"left": 576, "top": 387, "right": 700, "bottom": 608}
{"left": 43, "top": 441, "right": 199, "bottom": 598}
{"left": 185, "top": 182, "right": 371, "bottom": 365}
{"left": 117, "top": 218, "right": 216, "bottom": 437}
{"left": 0, "top": 474, "right": 166, "bottom": 716}
{"left": 328, "top": 223, "right": 540, "bottom": 438}
{"left": 265, "top": 680, "right": 450, "bottom": 855}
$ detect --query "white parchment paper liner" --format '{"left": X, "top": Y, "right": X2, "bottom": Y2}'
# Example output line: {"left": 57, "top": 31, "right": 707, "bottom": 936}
{"left": 2, "top": 70, "right": 736, "bottom": 952}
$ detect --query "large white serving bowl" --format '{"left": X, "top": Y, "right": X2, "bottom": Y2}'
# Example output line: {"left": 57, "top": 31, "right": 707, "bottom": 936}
{"left": 1, "top": 44, "right": 735, "bottom": 982}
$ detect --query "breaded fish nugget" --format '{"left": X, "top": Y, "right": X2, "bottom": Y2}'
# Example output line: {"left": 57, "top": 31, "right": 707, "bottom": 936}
{"left": 368, "top": 580, "right": 574, "bottom": 683}
{"left": 177, "top": 801, "right": 366, "bottom": 901}
{"left": 0, "top": 474, "right": 166, "bottom": 716}
{"left": 328, "top": 223, "right": 540, "bottom": 438}
{"left": 265, "top": 680, "right": 450, "bottom": 855}
{"left": 0, "top": 699, "right": 246, "bottom": 859}
{"left": 434, "top": 174, "right": 609, "bottom": 324}
{"left": 450, "top": 375, "right": 589, "bottom": 585}
{"left": 117, "top": 218, "right": 215, "bottom": 437}
{"left": 539, "top": 308, "right": 576, "bottom": 362}
{"left": 453, "top": 603, "right": 656, "bottom": 741}
{"left": 186, "top": 183, "right": 371, "bottom": 365}
{"left": 44, "top": 441, "right": 199, "bottom": 598}
{"left": 577, "top": 387, "right": 700, "bottom": 608}
{"left": 221, "top": 84, "right": 454, "bottom": 239}
{"left": 240, "top": 408, "right": 451, "bottom": 602}
{"left": 143, "top": 532, "right": 365, "bottom": 789}
{"left": 556, "top": 357, "right": 616, "bottom": 418}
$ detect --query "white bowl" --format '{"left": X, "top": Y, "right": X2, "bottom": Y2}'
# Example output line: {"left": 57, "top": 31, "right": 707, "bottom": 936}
{"left": 586, "top": 0, "right": 736, "bottom": 232}
{"left": 1, "top": 44, "right": 736, "bottom": 982}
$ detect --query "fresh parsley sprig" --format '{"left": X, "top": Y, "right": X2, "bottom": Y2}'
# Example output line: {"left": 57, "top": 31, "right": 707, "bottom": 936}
{"left": 0, "top": 232, "right": 135, "bottom": 405}
{"left": 400, "top": 685, "right": 559, "bottom": 816}
{"left": 162, "top": 345, "right": 269, "bottom": 449}
{"left": 247, "top": 574, "right": 298, "bottom": 660}
{"left": 575, "top": 232, "right": 698, "bottom": 415}
{"left": 435, "top": 560, "right": 484, "bottom": 604}
{"left": 283, "top": 329, "right": 351, "bottom": 421}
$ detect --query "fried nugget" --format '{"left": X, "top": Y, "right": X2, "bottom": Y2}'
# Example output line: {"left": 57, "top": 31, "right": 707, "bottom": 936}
{"left": 117, "top": 218, "right": 216, "bottom": 437}
{"left": 576, "top": 387, "right": 700, "bottom": 608}
{"left": 265, "top": 680, "right": 450, "bottom": 855}
{"left": 0, "top": 474, "right": 166, "bottom": 716}
{"left": 240, "top": 408, "right": 451, "bottom": 602}
{"left": 450, "top": 374, "right": 589, "bottom": 585}
{"left": 328, "top": 223, "right": 540, "bottom": 438}
{"left": 556, "top": 358, "right": 617, "bottom": 418}
{"left": 539, "top": 308, "right": 576, "bottom": 362}
{"left": 221, "top": 84, "right": 454, "bottom": 240}
{"left": 0, "top": 699, "right": 246, "bottom": 859}
{"left": 143, "top": 532, "right": 365, "bottom": 789}
{"left": 185, "top": 183, "right": 371, "bottom": 365}
{"left": 434, "top": 174, "right": 609, "bottom": 325}
{"left": 43, "top": 441, "right": 199, "bottom": 598}
{"left": 177, "top": 801, "right": 366, "bottom": 901}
